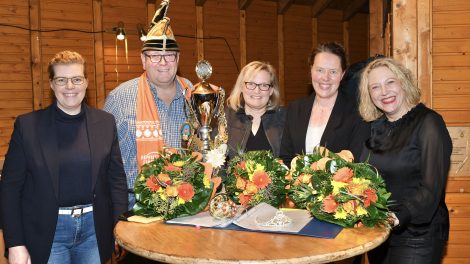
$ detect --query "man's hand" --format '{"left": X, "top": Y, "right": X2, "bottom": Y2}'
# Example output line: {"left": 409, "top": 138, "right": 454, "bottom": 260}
{"left": 8, "top": 246, "right": 31, "bottom": 264}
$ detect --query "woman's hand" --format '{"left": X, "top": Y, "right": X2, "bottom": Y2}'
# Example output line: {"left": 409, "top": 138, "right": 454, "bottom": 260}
{"left": 388, "top": 212, "right": 400, "bottom": 227}
{"left": 8, "top": 246, "right": 31, "bottom": 264}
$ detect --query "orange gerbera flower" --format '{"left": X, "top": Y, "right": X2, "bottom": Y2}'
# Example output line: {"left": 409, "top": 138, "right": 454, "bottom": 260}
{"left": 244, "top": 182, "right": 259, "bottom": 195}
{"left": 299, "top": 173, "right": 312, "bottom": 184}
{"left": 177, "top": 183, "right": 195, "bottom": 201}
{"left": 164, "top": 163, "right": 182, "bottom": 172}
{"left": 157, "top": 173, "right": 172, "bottom": 185}
{"left": 236, "top": 177, "right": 247, "bottom": 189}
{"left": 252, "top": 171, "right": 271, "bottom": 189}
{"left": 239, "top": 193, "right": 252, "bottom": 206}
{"left": 322, "top": 194, "right": 338, "bottom": 213}
{"left": 165, "top": 185, "right": 178, "bottom": 197}
{"left": 364, "top": 188, "right": 378, "bottom": 208}
{"left": 146, "top": 175, "right": 160, "bottom": 192}
{"left": 333, "top": 167, "right": 354, "bottom": 183}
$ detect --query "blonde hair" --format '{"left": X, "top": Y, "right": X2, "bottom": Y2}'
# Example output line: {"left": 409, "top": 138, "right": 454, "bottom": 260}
{"left": 48, "top": 50, "right": 87, "bottom": 80}
{"left": 227, "top": 61, "right": 280, "bottom": 111}
{"left": 359, "top": 58, "right": 421, "bottom": 122}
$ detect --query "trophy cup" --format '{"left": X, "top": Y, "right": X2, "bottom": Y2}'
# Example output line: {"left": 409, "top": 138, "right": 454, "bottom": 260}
{"left": 186, "top": 60, "right": 227, "bottom": 154}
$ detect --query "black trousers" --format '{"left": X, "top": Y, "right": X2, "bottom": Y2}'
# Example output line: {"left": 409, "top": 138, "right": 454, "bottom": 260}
{"left": 368, "top": 234, "right": 446, "bottom": 264}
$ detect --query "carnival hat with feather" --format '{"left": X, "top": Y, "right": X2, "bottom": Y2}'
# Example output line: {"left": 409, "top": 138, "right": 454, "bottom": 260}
{"left": 142, "top": 0, "right": 179, "bottom": 52}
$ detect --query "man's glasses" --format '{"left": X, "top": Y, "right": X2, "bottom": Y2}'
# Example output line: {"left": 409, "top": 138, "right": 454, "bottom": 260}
{"left": 52, "top": 76, "right": 86, "bottom": 86}
{"left": 144, "top": 53, "right": 177, "bottom": 63}
{"left": 244, "top": 82, "right": 273, "bottom": 91}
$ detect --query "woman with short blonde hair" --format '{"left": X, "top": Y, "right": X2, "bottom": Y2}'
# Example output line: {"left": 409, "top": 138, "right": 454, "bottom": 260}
{"left": 225, "top": 61, "right": 285, "bottom": 160}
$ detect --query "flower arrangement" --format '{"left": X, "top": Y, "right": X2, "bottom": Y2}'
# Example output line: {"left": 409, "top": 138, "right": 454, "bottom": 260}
{"left": 287, "top": 147, "right": 390, "bottom": 228}
{"left": 225, "top": 150, "right": 289, "bottom": 208}
{"left": 133, "top": 150, "right": 220, "bottom": 220}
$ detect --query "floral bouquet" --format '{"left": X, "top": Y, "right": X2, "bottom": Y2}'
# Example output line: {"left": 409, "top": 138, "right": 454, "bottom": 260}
{"left": 287, "top": 147, "right": 390, "bottom": 227}
{"left": 225, "top": 150, "right": 289, "bottom": 208}
{"left": 133, "top": 150, "right": 220, "bottom": 220}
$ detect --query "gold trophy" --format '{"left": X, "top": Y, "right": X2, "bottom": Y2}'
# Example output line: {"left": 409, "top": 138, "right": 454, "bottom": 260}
{"left": 186, "top": 60, "right": 227, "bottom": 154}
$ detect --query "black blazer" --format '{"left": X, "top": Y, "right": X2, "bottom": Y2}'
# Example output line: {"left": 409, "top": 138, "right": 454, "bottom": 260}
{"left": 280, "top": 90, "right": 370, "bottom": 166}
{"left": 1, "top": 104, "right": 128, "bottom": 264}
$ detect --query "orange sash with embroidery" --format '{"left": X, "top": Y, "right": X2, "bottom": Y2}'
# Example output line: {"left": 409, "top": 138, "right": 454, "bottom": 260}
{"left": 136, "top": 73, "right": 191, "bottom": 170}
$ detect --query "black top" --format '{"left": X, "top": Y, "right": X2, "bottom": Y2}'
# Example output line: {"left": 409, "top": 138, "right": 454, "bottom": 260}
{"left": 360, "top": 103, "right": 452, "bottom": 240}
{"left": 224, "top": 107, "right": 286, "bottom": 160}
{"left": 245, "top": 122, "right": 271, "bottom": 152}
{"left": 280, "top": 90, "right": 370, "bottom": 167}
{"left": 55, "top": 104, "right": 93, "bottom": 206}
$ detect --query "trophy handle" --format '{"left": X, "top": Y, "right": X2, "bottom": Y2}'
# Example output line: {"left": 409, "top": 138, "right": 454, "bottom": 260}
{"left": 213, "top": 87, "right": 224, "bottom": 118}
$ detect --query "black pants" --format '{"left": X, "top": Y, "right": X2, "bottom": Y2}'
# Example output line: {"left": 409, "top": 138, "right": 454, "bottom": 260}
{"left": 368, "top": 235, "right": 446, "bottom": 264}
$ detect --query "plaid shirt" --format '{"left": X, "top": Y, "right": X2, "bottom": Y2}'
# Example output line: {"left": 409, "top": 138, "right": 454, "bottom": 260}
{"left": 103, "top": 76, "right": 192, "bottom": 203}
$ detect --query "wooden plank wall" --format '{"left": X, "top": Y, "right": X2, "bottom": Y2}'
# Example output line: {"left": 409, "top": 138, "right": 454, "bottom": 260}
{"left": 0, "top": 0, "right": 369, "bottom": 156}
{"left": 432, "top": 0, "right": 470, "bottom": 262}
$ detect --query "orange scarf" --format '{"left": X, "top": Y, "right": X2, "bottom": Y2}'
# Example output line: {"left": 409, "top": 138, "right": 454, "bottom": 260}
{"left": 136, "top": 73, "right": 191, "bottom": 169}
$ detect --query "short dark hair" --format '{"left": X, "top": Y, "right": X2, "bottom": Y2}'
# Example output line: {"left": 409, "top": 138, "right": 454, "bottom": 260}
{"left": 308, "top": 42, "right": 348, "bottom": 71}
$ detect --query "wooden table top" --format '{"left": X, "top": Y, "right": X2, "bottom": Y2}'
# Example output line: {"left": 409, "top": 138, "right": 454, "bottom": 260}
{"left": 115, "top": 220, "right": 390, "bottom": 264}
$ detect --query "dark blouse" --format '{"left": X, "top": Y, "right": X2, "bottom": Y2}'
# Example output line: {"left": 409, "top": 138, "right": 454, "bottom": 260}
{"left": 55, "top": 104, "right": 93, "bottom": 207}
{"left": 360, "top": 103, "right": 452, "bottom": 240}
{"left": 245, "top": 122, "right": 271, "bottom": 152}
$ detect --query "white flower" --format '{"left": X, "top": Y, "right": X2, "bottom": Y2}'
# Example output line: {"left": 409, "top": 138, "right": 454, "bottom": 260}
{"left": 205, "top": 144, "right": 227, "bottom": 168}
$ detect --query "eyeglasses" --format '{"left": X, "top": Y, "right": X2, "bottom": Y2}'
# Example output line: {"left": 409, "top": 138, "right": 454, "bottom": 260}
{"left": 52, "top": 76, "right": 86, "bottom": 86}
{"left": 244, "top": 82, "right": 273, "bottom": 91}
{"left": 144, "top": 53, "right": 177, "bottom": 63}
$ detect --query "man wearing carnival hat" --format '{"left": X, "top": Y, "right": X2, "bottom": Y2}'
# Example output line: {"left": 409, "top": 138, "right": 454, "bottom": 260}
{"left": 104, "top": 0, "right": 192, "bottom": 208}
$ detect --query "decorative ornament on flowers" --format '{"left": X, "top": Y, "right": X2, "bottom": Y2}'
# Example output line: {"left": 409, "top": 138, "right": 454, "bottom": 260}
{"left": 133, "top": 149, "right": 221, "bottom": 220}
{"left": 287, "top": 147, "right": 391, "bottom": 228}
{"left": 225, "top": 150, "right": 289, "bottom": 208}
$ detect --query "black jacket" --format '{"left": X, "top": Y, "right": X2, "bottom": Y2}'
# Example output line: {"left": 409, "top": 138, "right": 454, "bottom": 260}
{"left": 1, "top": 104, "right": 128, "bottom": 263}
{"left": 225, "top": 107, "right": 286, "bottom": 160}
{"left": 280, "top": 90, "right": 370, "bottom": 166}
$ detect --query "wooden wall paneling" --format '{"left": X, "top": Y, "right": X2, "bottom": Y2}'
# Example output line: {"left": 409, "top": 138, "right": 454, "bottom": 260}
{"left": 196, "top": 5, "right": 204, "bottom": 61}
{"left": 40, "top": 0, "right": 96, "bottom": 107}
{"left": 147, "top": 1, "right": 156, "bottom": 25}
{"left": 203, "top": 0, "right": 240, "bottom": 94}
{"left": 278, "top": 0, "right": 294, "bottom": 15}
{"left": 392, "top": 0, "right": 417, "bottom": 77}
{"left": 102, "top": 0, "right": 148, "bottom": 96}
{"left": 0, "top": 0, "right": 33, "bottom": 158}
{"left": 171, "top": 0, "right": 197, "bottom": 82}
{"left": 283, "top": 4, "right": 312, "bottom": 103}
{"left": 433, "top": 0, "right": 470, "bottom": 12}
{"left": 369, "top": 0, "right": 384, "bottom": 56}
{"left": 348, "top": 14, "right": 369, "bottom": 64}
{"left": 246, "top": 0, "right": 278, "bottom": 76}
{"left": 240, "top": 10, "right": 247, "bottom": 69}
{"left": 342, "top": 21, "right": 349, "bottom": 60}
{"left": 277, "top": 14, "right": 285, "bottom": 105}
{"left": 312, "top": 17, "right": 318, "bottom": 49}
{"left": 343, "top": 0, "right": 368, "bottom": 22}
{"left": 317, "top": 9, "right": 343, "bottom": 45}
{"left": 417, "top": 0, "right": 432, "bottom": 107}
{"left": 93, "top": 0, "right": 105, "bottom": 108}
{"left": 311, "top": 0, "right": 333, "bottom": 18}
{"left": 30, "top": 0, "right": 43, "bottom": 110}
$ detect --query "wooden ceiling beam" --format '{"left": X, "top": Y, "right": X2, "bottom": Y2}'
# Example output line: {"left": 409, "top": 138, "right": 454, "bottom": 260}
{"left": 278, "top": 0, "right": 294, "bottom": 14}
{"left": 195, "top": 0, "right": 207, "bottom": 7}
{"left": 239, "top": 0, "right": 254, "bottom": 10}
{"left": 342, "top": 0, "right": 368, "bottom": 21}
{"left": 311, "top": 0, "right": 333, "bottom": 18}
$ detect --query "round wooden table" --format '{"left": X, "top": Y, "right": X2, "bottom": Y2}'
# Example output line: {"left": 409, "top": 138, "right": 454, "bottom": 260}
{"left": 115, "top": 220, "right": 389, "bottom": 264}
